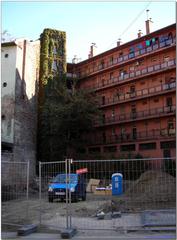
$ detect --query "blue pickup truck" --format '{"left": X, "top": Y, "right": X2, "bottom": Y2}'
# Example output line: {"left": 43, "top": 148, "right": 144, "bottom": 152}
{"left": 48, "top": 173, "right": 86, "bottom": 202}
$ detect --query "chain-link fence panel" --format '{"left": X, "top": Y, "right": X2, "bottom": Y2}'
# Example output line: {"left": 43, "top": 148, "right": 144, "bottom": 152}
{"left": 1, "top": 161, "right": 30, "bottom": 227}
{"left": 38, "top": 158, "right": 176, "bottom": 231}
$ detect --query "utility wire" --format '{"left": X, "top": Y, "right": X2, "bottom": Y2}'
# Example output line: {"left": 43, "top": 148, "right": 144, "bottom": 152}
{"left": 106, "top": 1, "right": 152, "bottom": 50}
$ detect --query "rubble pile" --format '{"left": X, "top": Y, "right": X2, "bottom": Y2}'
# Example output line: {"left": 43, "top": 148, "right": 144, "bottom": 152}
{"left": 124, "top": 170, "right": 176, "bottom": 202}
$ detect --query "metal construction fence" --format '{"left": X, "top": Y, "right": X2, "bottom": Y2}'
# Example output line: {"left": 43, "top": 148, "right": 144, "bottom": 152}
{"left": 1, "top": 161, "right": 30, "bottom": 226}
{"left": 39, "top": 157, "right": 176, "bottom": 230}
{"left": 1, "top": 158, "right": 176, "bottom": 232}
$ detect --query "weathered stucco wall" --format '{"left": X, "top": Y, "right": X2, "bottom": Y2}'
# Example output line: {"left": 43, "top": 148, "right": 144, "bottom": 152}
{"left": 1, "top": 39, "right": 40, "bottom": 180}
{"left": 1, "top": 46, "right": 16, "bottom": 144}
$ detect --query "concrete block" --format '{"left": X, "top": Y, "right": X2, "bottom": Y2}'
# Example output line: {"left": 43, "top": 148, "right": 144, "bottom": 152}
{"left": 141, "top": 209, "right": 176, "bottom": 227}
{"left": 104, "top": 212, "right": 112, "bottom": 220}
{"left": 112, "top": 211, "right": 121, "bottom": 218}
{"left": 61, "top": 228, "right": 77, "bottom": 239}
{"left": 17, "top": 224, "right": 38, "bottom": 236}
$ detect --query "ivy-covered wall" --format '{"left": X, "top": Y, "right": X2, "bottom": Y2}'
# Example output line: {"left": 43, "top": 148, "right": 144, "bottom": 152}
{"left": 38, "top": 28, "right": 67, "bottom": 163}
{"left": 39, "top": 28, "right": 66, "bottom": 103}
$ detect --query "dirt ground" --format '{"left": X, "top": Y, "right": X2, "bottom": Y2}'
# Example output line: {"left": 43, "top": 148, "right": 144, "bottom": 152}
{"left": 2, "top": 170, "right": 176, "bottom": 231}
{"left": 2, "top": 193, "right": 114, "bottom": 224}
{"left": 2, "top": 193, "right": 143, "bottom": 232}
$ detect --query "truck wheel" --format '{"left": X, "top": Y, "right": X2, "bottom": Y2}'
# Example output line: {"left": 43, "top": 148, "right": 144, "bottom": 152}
{"left": 48, "top": 197, "right": 53, "bottom": 203}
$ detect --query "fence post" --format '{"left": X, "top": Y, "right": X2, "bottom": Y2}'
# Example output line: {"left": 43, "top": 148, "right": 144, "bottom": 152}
{"left": 69, "top": 158, "right": 72, "bottom": 228}
{"left": 26, "top": 161, "right": 30, "bottom": 222}
{"left": 61, "top": 159, "right": 76, "bottom": 239}
{"left": 26, "top": 161, "right": 30, "bottom": 201}
{"left": 65, "top": 158, "right": 69, "bottom": 229}
{"left": 39, "top": 162, "right": 42, "bottom": 226}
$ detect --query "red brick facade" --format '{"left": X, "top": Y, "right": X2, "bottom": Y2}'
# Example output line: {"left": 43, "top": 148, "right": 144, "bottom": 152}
{"left": 68, "top": 23, "right": 176, "bottom": 159}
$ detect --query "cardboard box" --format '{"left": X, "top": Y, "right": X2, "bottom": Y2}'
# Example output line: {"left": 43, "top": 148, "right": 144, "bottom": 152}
{"left": 86, "top": 179, "right": 100, "bottom": 193}
{"left": 94, "top": 188, "right": 112, "bottom": 196}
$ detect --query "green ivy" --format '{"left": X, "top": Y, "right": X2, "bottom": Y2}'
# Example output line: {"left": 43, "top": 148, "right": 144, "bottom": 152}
{"left": 39, "top": 28, "right": 66, "bottom": 88}
{"left": 38, "top": 28, "right": 67, "bottom": 163}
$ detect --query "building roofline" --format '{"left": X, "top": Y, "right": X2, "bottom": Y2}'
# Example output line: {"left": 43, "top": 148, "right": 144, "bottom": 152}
{"left": 75, "top": 23, "right": 176, "bottom": 66}
{"left": 1, "top": 41, "right": 17, "bottom": 47}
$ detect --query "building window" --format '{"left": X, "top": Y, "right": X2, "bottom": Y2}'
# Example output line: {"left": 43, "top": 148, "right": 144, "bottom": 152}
{"left": 102, "top": 96, "right": 105, "bottom": 105}
{"left": 110, "top": 72, "right": 114, "bottom": 79}
{"left": 151, "top": 78, "right": 157, "bottom": 82}
{"left": 52, "top": 60, "right": 58, "bottom": 71}
{"left": 164, "top": 56, "right": 170, "bottom": 62}
{"left": 100, "top": 60, "right": 105, "bottom": 69}
{"left": 2, "top": 142, "right": 13, "bottom": 153}
{"left": 120, "top": 144, "right": 135, "bottom": 151}
{"left": 168, "top": 120, "right": 174, "bottom": 129}
{"left": 166, "top": 97, "right": 173, "bottom": 107}
{"left": 129, "top": 66, "right": 135, "bottom": 71}
{"left": 102, "top": 132, "right": 106, "bottom": 143}
{"left": 139, "top": 142, "right": 156, "bottom": 150}
{"left": 4, "top": 53, "right": 8, "bottom": 58}
{"left": 102, "top": 114, "right": 105, "bottom": 124}
{"left": 120, "top": 105, "right": 125, "bottom": 113}
{"left": 151, "top": 58, "right": 157, "bottom": 62}
{"left": 130, "top": 85, "right": 135, "bottom": 93}
{"left": 111, "top": 108, "right": 115, "bottom": 118}
{"left": 142, "top": 100, "right": 147, "bottom": 105}
{"left": 53, "top": 46, "right": 57, "bottom": 54}
{"left": 104, "top": 146, "right": 117, "bottom": 153}
{"left": 131, "top": 106, "right": 137, "bottom": 119}
{"left": 154, "top": 98, "right": 159, "bottom": 103}
{"left": 132, "top": 127, "right": 137, "bottom": 139}
{"left": 1, "top": 115, "right": 6, "bottom": 120}
{"left": 120, "top": 69, "right": 127, "bottom": 77}
{"left": 3, "top": 82, "right": 7, "bottom": 87}
{"left": 160, "top": 141, "right": 176, "bottom": 149}
{"left": 110, "top": 56, "right": 114, "bottom": 64}
{"left": 112, "top": 128, "right": 116, "bottom": 136}
{"left": 88, "top": 147, "right": 101, "bottom": 153}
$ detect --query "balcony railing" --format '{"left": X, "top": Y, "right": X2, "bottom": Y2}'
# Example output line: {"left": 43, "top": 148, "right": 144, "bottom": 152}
{"left": 79, "top": 37, "right": 176, "bottom": 78}
{"left": 84, "top": 59, "right": 176, "bottom": 91}
{"left": 100, "top": 81, "right": 176, "bottom": 107}
{"left": 87, "top": 128, "right": 176, "bottom": 146}
{"left": 95, "top": 105, "right": 176, "bottom": 127}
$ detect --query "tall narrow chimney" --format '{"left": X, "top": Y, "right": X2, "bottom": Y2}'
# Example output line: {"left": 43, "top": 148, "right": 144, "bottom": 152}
{"left": 117, "top": 38, "right": 122, "bottom": 47}
{"left": 145, "top": 10, "right": 153, "bottom": 35}
{"left": 88, "top": 43, "right": 97, "bottom": 58}
{"left": 137, "top": 30, "right": 142, "bottom": 38}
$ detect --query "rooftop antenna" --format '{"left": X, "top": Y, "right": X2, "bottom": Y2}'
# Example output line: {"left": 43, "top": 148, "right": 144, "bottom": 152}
{"left": 91, "top": 42, "right": 97, "bottom": 47}
{"left": 146, "top": 9, "right": 150, "bottom": 20}
{"left": 145, "top": 9, "right": 153, "bottom": 35}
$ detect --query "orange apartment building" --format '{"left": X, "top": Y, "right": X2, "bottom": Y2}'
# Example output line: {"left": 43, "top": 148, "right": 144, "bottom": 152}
{"left": 68, "top": 21, "right": 176, "bottom": 160}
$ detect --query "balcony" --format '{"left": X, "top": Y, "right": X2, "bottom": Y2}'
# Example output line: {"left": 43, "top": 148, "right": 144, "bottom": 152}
{"left": 79, "top": 37, "right": 176, "bottom": 79}
{"left": 87, "top": 59, "right": 176, "bottom": 92}
{"left": 100, "top": 81, "right": 176, "bottom": 107}
{"left": 88, "top": 128, "right": 176, "bottom": 146}
{"left": 95, "top": 105, "right": 176, "bottom": 127}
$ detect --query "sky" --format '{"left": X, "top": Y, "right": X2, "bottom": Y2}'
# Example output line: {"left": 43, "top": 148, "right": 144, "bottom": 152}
{"left": 2, "top": 1, "right": 176, "bottom": 62}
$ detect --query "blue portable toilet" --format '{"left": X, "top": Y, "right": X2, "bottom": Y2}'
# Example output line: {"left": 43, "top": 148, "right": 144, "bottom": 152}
{"left": 112, "top": 173, "right": 123, "bottom": 195}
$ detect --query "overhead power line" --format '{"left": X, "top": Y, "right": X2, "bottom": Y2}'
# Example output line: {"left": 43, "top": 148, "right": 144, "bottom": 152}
{"left": 106, "top": 1, "right": 152, "bottom": 49}
{"left": 118, "top": 1, "right": 152, "bottom": 39}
